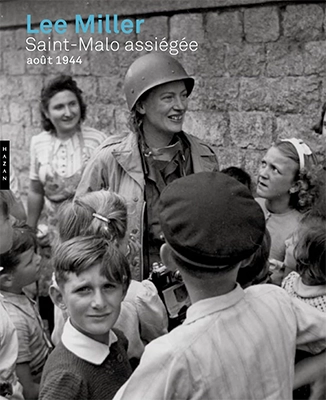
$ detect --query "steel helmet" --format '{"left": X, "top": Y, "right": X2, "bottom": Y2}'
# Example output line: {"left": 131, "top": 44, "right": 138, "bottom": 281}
{"left": 124, "top": 53, "right": 195, "bottom": 111}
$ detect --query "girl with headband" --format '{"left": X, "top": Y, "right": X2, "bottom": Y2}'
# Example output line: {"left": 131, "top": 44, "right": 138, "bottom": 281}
{"left": 256, "top": 137, "right": 319, "bottom": 285}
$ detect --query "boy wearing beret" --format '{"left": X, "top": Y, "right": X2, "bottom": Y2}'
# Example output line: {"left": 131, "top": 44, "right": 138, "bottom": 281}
{"left": 113, "top": 172, "right": 326, "bottom": 400}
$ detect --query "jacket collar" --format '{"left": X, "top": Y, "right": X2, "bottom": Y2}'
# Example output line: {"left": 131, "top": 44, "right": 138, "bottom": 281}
{"left": 107, "top": 130, "right": 216, "bottom": 186}
{"left": 110, "top": 132, "right": 145, "bottom": 189}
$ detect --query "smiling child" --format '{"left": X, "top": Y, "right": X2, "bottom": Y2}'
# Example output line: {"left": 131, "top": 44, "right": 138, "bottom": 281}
{"left": 40, "top": 236, "right": 132, "bottom": 400}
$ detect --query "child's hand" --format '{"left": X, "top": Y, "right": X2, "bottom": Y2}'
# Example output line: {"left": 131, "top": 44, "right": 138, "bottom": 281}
{"left": 269, "top": 259, "right": 284, "bottom": 286}
{"left": 269, "top": 259, "right": 283, "bottom": 272}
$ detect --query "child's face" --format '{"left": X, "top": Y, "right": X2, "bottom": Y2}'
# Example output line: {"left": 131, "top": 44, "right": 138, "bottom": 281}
{"left": 61, "top": 262, "right": 125, "bottom": 344}
{"left": 257, "top": 146, "right": 298, "bottom": 202}
{"left": 15, "top": 248, "right": 41, "bottom": 288}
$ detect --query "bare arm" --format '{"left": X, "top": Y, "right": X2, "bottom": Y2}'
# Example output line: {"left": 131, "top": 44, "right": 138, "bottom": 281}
{"left": 294, "top": 351, "right": 326, "bottom": 389}
{"left": 27, "top": 180, "right": 44, "bottom": 230}
{"left": 16, "top": 363, "right": 39, "bottom": 400}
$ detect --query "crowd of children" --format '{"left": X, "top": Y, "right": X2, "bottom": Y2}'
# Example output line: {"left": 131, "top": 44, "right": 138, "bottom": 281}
{"left": 1, "top": 160, "right": 325, "bottom": 399}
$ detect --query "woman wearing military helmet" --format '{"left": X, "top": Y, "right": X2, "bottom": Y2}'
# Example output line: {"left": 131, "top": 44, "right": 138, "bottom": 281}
{"left": 76, "top": 53, "right": 219, "bottom": 281}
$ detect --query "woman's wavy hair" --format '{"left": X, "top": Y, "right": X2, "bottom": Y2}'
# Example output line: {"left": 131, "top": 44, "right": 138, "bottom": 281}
{"left": 294, "top": 218, "right": 326, "bottom": 285}
{"left": 313, "top": 102, "right": 326, "bottom": 135}
{"left": 40, "top": 75, "right": 87, "bottom": 132}
{"left": 273, "top": 140, "right": 319, "bottom": 212}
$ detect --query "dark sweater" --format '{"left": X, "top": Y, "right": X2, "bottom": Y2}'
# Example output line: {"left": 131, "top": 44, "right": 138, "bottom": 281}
{"left": 39, "top": 329, "right": 132, "bottom": 400}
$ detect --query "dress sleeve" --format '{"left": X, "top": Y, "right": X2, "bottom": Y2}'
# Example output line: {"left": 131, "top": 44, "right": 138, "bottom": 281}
{"left": 29, "top": 135, "right": 40, "bottom": 181}
{"left": 135, "top": 280, "right": 168, "bottom": 344}
{"left": 39, "top": 370, "right": 88, "bottom": 400}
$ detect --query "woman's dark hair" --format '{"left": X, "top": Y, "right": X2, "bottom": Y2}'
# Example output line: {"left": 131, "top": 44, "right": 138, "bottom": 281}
{"left": 313, "top": 102, "right": 326, "bottom": 135}
{"left": 40, "top": 75, "right": 87, "bottom": 132}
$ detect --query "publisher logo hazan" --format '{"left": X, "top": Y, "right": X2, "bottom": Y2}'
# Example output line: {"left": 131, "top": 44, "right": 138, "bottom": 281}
{"left": 26, "top": 14, "right": 145, "bottom": 34}
{"left": 0, "top": 141, "right": 10, "bottom": 190}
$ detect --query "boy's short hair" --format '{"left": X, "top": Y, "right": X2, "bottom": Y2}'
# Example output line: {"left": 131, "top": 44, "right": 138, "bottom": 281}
{"left": 295, "top": 219, "right": 326, "bottom": 285}
{"left": 236, "top": 229, "right": 271, "bottom": 288}
{"left": 53, "top": 236, "right": 131, "bottom": 291}
{"left": 0, "top": 223, "right": 37, "bottom": 274}
{"left": 221, "top": 166, "right": 252, "bottom": 191}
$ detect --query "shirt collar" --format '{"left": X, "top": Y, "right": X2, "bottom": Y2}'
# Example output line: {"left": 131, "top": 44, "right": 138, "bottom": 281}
{"left": 184, "top": 284, "right": 244, "bottom": 325}
{"left": 294, "top": 275, "right": 326, "bottom": 297}
{"left": 52, "top": 132, "right": 80, "bottom": 154}
{"left": 61, "top": 318, "right": 117, "bottom": 365}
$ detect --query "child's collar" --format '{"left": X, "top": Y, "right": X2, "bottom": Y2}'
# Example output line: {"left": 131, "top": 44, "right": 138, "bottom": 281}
{"left": 294, "top": 275, "right": 326, "bottom": 298}
{"left": 62, "top": 318, "right": 117, "bottom": 365}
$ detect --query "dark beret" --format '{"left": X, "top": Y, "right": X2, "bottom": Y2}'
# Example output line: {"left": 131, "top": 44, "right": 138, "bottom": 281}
{"left": 159, "top": 172, "right": 265, "bottom": 268}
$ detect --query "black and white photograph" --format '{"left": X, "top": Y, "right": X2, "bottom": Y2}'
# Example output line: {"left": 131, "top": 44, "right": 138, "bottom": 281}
{"left": 0, "top": 1, "right": 325, "bottom": 399}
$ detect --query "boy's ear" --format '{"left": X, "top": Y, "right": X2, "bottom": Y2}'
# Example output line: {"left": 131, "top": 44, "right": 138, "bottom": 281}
{"left": 160, "top": 243, "right": 177, "bottom": 272}
{"left": 0, "top": 272, "right": 14, "bottom": 288}
{"left": 49, "top": 284, "right": 67, "bottom": 310}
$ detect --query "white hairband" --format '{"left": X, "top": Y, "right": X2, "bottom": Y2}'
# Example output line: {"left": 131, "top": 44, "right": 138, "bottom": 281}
{"left": 280, "top": 138, "right": 312, "bottom": 171}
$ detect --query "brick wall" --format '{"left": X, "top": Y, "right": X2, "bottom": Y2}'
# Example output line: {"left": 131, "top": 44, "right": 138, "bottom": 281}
{"left": 0, "top": 1, "right": 325, "bottom": 204}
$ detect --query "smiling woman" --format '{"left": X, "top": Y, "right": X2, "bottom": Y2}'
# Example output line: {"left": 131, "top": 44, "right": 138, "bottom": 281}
{"left": 27, "top": 75, "right": 107, "bottom": 239}
{"left": 256, "top": 138, "right": 319, "bottom": 284}
{"left": 76, "top": 53, "right": 219, "bottom": 284}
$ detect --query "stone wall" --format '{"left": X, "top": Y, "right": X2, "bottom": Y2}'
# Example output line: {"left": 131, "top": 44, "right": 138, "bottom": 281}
{"left": 0, "top": 0, "right": 325, "bottom": 204}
